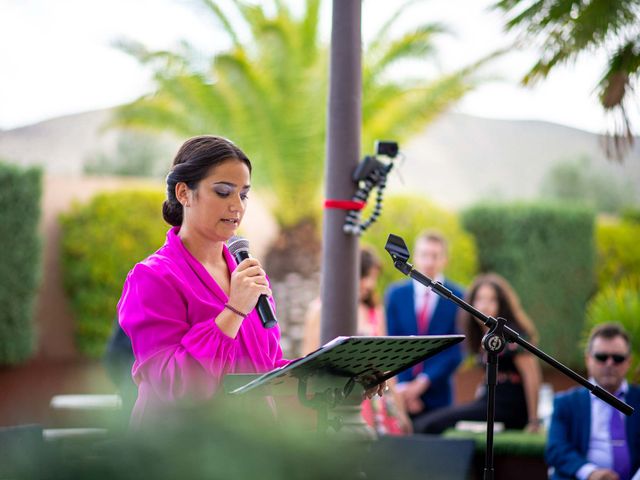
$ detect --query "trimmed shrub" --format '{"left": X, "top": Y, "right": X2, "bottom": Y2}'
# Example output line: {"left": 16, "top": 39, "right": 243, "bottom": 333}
{"left": 596, "top": 217, "right": 640, "bottom": 287}
{"left": 583, "top": 278, "right": 640, "bottom": 382}
{"left": 621, "top": 207, "right": 640, "bottom": 224}
{"left": 60, "top": 189, "right": 168, "bottom": 358}
{"left": 0, "top": 163, "right": 42, "bottom": 365}
{"left": 461, "top": 203, "right": 595, "bottom": 367}
{"left": 363, "top": 194, "right": 478, "bottom": 293}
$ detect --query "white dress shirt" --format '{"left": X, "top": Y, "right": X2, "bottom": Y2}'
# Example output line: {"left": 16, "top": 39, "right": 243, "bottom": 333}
{"left": 576, "top": 380, "right": 629, "bottom": 480}
{"left": 412, "top": 275, "right": 443, "bottom": 325}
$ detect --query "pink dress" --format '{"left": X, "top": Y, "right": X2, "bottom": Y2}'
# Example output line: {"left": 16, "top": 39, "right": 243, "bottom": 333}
{"left": 117, "top": 227, "right": 288, "bottom": 428}
{"left": 360, "top": 307, "right": 405, "bottom": 436}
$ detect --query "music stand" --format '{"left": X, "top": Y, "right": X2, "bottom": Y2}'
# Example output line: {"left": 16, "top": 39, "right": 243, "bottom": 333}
{"left": 225, "top": 335, "right": 464, "bottom": 434}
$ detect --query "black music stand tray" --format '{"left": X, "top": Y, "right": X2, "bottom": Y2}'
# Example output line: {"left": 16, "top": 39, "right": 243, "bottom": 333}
{"left": 224, "top": 335, "right": 464, "bottom": 434}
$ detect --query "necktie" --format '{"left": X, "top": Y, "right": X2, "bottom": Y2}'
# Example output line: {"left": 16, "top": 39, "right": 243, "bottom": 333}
{"left": 610, "top": 394, "right": 631, "bottom": 480}
{"left": 412, "top": 290, "right": 431, "bottom": 376}
{"left": 417, "top": 290, "right": 430, "bottom": 335}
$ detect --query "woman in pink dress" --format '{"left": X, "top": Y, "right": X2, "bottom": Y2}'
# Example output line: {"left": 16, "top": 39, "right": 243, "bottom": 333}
{"left": 117, "top": 136, "right": 288, "bottom": 428}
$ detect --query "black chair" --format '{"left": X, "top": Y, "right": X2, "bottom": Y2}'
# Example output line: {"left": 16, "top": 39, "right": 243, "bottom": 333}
{"left": 362, "top": 434, "right": 476, "bottom": 480}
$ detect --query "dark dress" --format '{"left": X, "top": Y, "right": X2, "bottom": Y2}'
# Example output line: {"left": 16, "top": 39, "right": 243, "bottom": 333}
{"left": 413, "top": 341, "right": 529, "bottom": 434}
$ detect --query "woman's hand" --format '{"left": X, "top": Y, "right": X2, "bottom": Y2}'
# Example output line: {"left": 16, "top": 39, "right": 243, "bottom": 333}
{"left": 227, "top": 258, "right": 272, "bottom": 315}
{"left": 364, "top": 381, "right": 388, "bottom": 399}
{"left": 525, "top": 418, "right": 543, "bottom": 433}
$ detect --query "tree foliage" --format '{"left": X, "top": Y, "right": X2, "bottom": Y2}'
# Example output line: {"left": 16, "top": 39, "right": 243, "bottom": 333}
{"left": 538, "top": 156, "right": 637, "bottom": 213}
{"left": 494, "top": 0, "right": 640, "bottom": 158}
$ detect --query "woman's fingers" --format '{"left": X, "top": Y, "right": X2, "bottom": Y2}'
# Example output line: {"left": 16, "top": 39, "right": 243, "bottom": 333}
{"left": 363, "top": 381, "right": 388, "bottom": 399}
{"left": 238, "top": 264, "right": 266, "bottom": 278}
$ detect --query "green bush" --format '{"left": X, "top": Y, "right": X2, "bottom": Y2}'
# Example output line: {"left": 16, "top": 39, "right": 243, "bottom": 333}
{"left": 461, "top": 203, "right": 595, "bottom": 367}
{"left": 60, "top": 189, "right": 168, "bottom": 357}
{"left": 596, "top": 217, "right": 640, "bottom": 287}
{"left": 538, "top": 156, "right": 636, "bottom": 214}
{"left": 362, "top": 194, "right": 478, "bottom": 293}
{"left": 584, "top": 278, "right": 640, "bottom": 382}
{"left": 444, "top": 429, "right": 546, "bottom": 456}
{"left": 621, "top": 207, "right": 640, "bottom": 224}
{"left": 0, "top": 162, "right": 42, "bottom": 365}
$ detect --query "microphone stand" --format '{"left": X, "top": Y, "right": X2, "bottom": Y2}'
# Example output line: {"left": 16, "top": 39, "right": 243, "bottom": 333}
{"left": 384, "top": 234, "right": 634, "bottom": 480}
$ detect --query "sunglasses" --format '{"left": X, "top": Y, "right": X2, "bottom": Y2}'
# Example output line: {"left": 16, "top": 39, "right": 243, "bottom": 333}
{"left": 592, "top": 352, "right": 628, "bottom": 364}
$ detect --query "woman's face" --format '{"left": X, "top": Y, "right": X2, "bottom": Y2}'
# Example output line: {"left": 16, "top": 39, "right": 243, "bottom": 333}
{"left": 472, "top": 283, "right": 499, "bottom": 319}
{"left": 179, "top": 159, "right": 251, "bottom": 242}
{"left": 359, "top": 267, "right": 379, "bottom": 301}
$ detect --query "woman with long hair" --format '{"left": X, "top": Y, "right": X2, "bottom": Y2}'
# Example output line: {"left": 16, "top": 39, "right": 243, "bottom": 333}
{"left": 413, "top": 273, "right": 543, "bottom": 434}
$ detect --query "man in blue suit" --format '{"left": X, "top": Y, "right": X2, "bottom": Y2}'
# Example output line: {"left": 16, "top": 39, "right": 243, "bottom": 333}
{"left": 385, "top": 231, "right": 463, "bottom": 425}
{"left": 546, "top": 323, "right": 640, "bottom": 480}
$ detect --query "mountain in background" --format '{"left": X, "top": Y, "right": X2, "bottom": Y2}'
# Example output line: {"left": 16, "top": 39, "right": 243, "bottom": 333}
{"left": 1, "top": 108, "right": 638, "bottom": 209}
{"left": 395, "top": 113, "right": 640, "bottom": 208}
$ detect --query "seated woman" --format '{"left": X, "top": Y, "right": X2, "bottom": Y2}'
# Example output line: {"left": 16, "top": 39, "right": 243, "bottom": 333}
{"left": 413, "top": 273, "right": 543, "bottom": 434}
{"left": 302, "top": 247, "right": 411, "bottom": 435}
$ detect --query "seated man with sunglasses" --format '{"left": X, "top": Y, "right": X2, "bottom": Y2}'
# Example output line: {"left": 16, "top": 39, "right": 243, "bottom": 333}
{"left": 546, "top": 323, "right": 640, "bottom": 480}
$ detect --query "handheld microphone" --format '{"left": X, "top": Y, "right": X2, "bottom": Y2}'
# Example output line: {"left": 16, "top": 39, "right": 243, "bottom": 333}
{"left": 227, "top": 236, "right": 278, "bottom": 329}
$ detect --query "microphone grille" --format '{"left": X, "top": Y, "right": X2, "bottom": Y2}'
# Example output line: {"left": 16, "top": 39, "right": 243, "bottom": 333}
{"left": 227, "top": 236, "right": 250, "bottom": 256}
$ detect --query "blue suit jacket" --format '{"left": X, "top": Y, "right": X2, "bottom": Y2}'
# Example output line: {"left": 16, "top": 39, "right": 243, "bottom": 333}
{"left": 384, "top": 279, "right": 463, "bottom": 413}
{"left": 545, "top": 386, "right": 640, "bottom": 479}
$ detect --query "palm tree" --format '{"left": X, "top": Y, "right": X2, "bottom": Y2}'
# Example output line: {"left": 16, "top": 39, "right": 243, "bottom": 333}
{"left": 493, "top": 0, "right": 640, "bottom": 159}
{"left": 114, "top": 0, "right": 488, "bottom": 231}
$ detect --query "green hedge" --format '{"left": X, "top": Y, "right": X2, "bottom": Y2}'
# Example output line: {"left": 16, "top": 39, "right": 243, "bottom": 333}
{"left": 60, "top": 189, "right": 168, "bottom": 358}
{"left": 621, "top": 207, "right": 640, "bottom": 224}
{"left": 444, "top": 429, "right": 546, "bottom": 456}
{"left": 596, "top": 217, "right": 640, "bottom": 287}
{"left": 363, "top": 194, "right": 478, "bottom": 293}
{"left": 461, "top": 203, "right": 595, "bottom": 367}
{"left": 0, "top": 163, "right": 42, "bottom": 365}
{"left": 584, "top": 278, "right": 640, "bottom": 382}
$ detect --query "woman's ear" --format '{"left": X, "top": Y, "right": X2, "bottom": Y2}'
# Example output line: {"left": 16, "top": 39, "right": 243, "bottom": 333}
{"left": 175, "top": 182, "right": 190, "bottom": 207}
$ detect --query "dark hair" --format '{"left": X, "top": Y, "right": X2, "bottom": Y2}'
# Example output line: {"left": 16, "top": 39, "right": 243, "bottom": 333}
{"left": 415, "top": 230, "right": 449, "bottom": 256}
{"left": 360, "top": 247, "right": 382, "bottom": 309}
{"left": 586, "top": 323, "right": 631, "bottom": 354}
{"left": 460, "top": 273, "right": 538, "bottom": 354}
{"left": 162, "top": 136, "right": 252, "bottom": 226}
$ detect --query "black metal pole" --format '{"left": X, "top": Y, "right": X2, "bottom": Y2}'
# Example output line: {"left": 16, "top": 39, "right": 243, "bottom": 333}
{"left": 320, "top": 0, "right": 362, "bottom": 344}
{"left": 484, "top": 351, "right": 497, "bottom": 480}
{"left": 481, "top": 317, "right": 507, "bottom": 480}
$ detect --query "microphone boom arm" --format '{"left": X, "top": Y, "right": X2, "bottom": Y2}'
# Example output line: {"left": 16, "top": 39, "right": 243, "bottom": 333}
{"left": 383, "top": 233, "right": 634, "bottom": 416}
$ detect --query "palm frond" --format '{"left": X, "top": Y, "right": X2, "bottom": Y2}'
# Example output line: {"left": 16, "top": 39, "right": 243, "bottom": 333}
{"left": 114, "top": 0, "right": 493, "bottom": 226}
{"left": 494, "top": 0, "right": 640, "bottom": 159}
{"left": 198, "top": 0, "right": 242, "bottom": 48}
{"left": 364, "top": 23, "right": 448, "bottom": 89}
{"left": 366, "top": 0, "right": 428, "bottom": 54}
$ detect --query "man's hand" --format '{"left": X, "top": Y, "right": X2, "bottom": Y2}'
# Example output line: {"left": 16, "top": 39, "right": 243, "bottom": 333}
{"left": 588, "top": 469, "right": 620, "bottom": 480}
{"left": 405, "top": 375, "right": 430, "bottom": 398}
{"left": 405, "top": 395, "right": 424, "bottom": 414}
{"left": 399, "top": 376, "right": 430, "bottom": 414}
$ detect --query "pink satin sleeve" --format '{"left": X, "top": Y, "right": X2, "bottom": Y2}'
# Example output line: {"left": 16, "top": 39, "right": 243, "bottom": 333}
{"left": 118, "top": 264, "right": 238, "bottom": 403}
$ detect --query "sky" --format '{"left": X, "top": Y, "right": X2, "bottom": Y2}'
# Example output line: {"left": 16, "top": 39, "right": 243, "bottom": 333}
{"left": 0, "top": 0, "right": 630, "bottom": 134}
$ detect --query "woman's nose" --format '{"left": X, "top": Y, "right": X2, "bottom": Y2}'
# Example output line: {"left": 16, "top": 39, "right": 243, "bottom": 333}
{"left": 229, "top": 195, "right": 243, "bottom": 212}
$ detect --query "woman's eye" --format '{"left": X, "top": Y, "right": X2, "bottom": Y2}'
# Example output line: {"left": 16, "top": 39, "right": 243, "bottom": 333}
{"left": 240, "top": 193, "right": 249, "bottom": 200}
{"left": 214, "top": 189, "right": 231, "bottom": 198}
